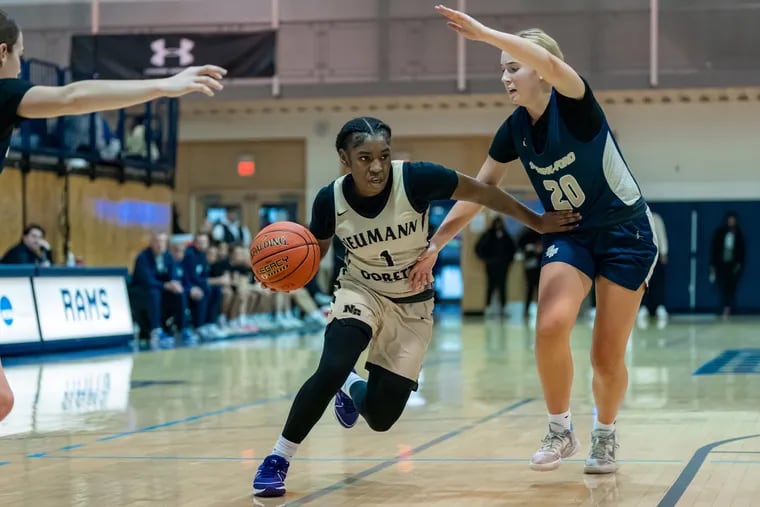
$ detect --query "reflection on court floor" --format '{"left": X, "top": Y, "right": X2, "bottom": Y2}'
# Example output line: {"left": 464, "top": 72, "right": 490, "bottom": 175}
{"left": 1, "top": 315, "right": 759, "bottom": 506}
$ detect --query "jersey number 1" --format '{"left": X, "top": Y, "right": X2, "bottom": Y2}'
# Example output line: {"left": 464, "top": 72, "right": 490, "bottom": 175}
{"left": 380, "top": 250, "right": 395, "bottom": 267}
{"left": 544, "top": 174, "right": 586, "bottom": 210}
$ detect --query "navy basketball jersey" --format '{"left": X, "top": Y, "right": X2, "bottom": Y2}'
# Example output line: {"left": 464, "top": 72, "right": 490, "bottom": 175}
{"left": 511, "top": 90, "right": 646, "bottom": 230}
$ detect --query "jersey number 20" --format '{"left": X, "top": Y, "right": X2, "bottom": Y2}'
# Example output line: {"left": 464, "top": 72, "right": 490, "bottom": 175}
{"left": 543, "top": 174, "right": 586, "bottom": 210}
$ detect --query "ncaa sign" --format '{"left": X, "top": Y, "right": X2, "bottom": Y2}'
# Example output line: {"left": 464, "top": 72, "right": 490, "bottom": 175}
{"left": 33, "top": 276, "right": 134, "bottom": 341}
{"left": 0, "top": 278, "right": 41, "bottom": 345}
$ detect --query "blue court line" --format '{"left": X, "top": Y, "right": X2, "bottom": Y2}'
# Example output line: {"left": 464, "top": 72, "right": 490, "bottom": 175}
{"left": 692, "top": 350, "right": 741, "bottom": 375}
{"left": 284, "top": 397, "right": 534, "bottom": 506}
{"left": 0, "top": 461, "right": 9, "bottom": 467}
{"left": 58, "top": 444, "right": 86, "bottom": 451}
{"left": 26, "top": 393, "right": 295, "bottom": 458}
{"left": 657, "top": 433, "right": 760, "bottom": 507}
{"left": 95, "top": 393, "right": 294, "bottom": 442}
{"left": 27, "top": 454, "right": 684, "bottom": 464}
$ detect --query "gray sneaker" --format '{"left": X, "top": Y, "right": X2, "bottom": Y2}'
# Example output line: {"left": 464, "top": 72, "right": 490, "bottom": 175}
{"left": 584, "top": 429, "right": 619, "bottom": 474}
{"left": 530, "top": 423, "right": 580, "bottom": 471}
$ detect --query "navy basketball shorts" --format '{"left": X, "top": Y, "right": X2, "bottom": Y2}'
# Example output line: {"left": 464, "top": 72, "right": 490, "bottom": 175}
{"left": 540, "top": 209, "right": 659, "bottom": 291}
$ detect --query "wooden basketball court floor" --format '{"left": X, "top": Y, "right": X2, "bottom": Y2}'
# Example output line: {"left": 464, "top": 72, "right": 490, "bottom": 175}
{"left": 1, "top": 312, "right": 759, "bottom": 506}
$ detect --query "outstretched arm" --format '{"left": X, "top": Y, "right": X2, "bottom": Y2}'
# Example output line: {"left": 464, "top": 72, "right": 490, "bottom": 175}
{"left": 408, "top": 159, "right": 580, "bottom": 291}
{"left": 422, "top": 155, "right": 506, "bottom": 253}
{"left": 451, "top": 173, "right": 580, "bottom": 234}
{"left": 435, "top": 5, "right": 585, "bottom": 99}
{"left": 17, "top": 65, "right": 226, "bottom": 119}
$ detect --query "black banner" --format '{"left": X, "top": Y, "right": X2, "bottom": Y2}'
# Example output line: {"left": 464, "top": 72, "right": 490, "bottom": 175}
{"left": 70, "top": 31, "right": 276, "bottom": 80}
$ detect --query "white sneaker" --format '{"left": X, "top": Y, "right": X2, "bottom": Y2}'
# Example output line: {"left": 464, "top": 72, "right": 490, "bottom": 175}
{"left": 584, "top": 430, "right": 619, "bottom": 474}
{"left": 530, "top": 424, "right": 580, "bottom": 471}
{"left": 656, "top": 305, "right": 668, "bottom": 320}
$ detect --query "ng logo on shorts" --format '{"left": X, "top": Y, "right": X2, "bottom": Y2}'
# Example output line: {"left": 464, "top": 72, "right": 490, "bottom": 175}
{"left": 343, "top": 304, "right": 361, "bottom": 316}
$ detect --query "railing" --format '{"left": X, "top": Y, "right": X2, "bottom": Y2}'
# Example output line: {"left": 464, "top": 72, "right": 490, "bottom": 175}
{"left": 10, "top": 58, "right": 179, "bottom": 185}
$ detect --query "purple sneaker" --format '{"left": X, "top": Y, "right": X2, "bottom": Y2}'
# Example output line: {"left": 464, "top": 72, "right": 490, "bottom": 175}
{"left": 253, "top": 454, "right": 289, "bottom": 497}
{"left": 334, "top": 389, "right": 360, "bottom": 428}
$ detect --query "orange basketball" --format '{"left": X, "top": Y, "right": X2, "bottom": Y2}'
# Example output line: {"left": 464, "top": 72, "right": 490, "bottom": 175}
{"left": 250, "top": 221, "right": 320, "bottom": 292}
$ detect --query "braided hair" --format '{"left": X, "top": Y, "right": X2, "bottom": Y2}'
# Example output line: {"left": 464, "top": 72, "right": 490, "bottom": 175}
{"left": 335, "top": 117, "right": 392, "bottom": 153}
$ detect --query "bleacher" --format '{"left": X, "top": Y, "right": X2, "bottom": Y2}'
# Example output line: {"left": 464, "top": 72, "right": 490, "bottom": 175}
{"left": 8, "top": 58, "right": 179, "bottom": 186}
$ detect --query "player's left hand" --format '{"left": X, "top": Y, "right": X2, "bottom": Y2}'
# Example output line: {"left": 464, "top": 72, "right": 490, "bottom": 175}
{"left": 409, "top": 242, "right": 440, "bottom": 292}
{"left": 537, "top": 210, "right": 581, "bottom": 233}
{"left": 434, "top": 5, "right": 489, "bottom": 41}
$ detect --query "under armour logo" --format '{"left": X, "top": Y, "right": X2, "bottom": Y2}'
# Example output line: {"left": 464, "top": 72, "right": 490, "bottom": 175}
{"left": 545, "top": 244, "right": 559, "bottom": 258}
{"left": 150, "top": 38, "right": 195, "bottom": 67}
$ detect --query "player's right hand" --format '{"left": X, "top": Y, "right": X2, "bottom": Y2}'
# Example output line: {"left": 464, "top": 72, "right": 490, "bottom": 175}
{"left": 538, "top": 210, "right": 581, "bottom": 233}
{"left": 257, "top": 280, "right": 289, "bottom": 294}
{"left": 160, "top": 65, "right": 227, "bottom": 97}
{"left": 435, "top": 5, "right": 489, "bottom": 42}
{"left": 409, "top": 242, "right": 440, "bottom": 292}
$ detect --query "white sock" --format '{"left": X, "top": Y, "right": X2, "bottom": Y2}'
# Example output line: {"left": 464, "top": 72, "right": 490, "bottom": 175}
{"left": 272, "top": 435, "right": 299, "bottom": 461}
{"left": 341, "top": 371, "right": 365, "bottom": 397}
{"left": 548, "top": 410, "right": 572, "bottom": 431}
{"left": 593, "top": 418, "right": 615, "bottom": 433}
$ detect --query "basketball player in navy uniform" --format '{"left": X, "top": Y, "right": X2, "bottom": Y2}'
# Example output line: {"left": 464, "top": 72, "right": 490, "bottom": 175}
{"left": 252, "top": 117, "right": 580, "bottom": 497}
{"left": 411, "top": 6, "right": 659, "bottom": 474}
{"left": 0, "top": 9, "right": 226, "bottom": 423}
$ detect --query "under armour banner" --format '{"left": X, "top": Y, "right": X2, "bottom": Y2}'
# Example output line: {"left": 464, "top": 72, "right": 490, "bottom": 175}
{"left": 69, "top": 31, "right": 276, "bottom": 80}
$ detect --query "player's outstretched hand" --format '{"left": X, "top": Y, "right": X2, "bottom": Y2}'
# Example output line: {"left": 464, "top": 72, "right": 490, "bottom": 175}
{"left": 538, "top": 210, "right": 582, "bottom": 233}
{"left": 161, "top": 65, "right": 227, "bottom": 97}
{"left": 434, "top": 4, "right": 490, "bottom": 42}
{"left": 409, "top": 242, "right": 440, "bottom": 292}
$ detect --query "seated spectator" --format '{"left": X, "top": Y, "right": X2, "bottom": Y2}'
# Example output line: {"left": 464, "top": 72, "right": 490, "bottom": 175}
{"left": 1, "top": 224, "right": 53, "bottom": 266}
{"left": 62, "top": 112, "right": 120, "bottom": 161}
{"left": 289, "top": 286, "right": 328, "bottom": 327}
{"left": 125, "top": 115, "right": 159, "bottom": 161}
{"left": 229, "top": 244, "right": 317, "bottom": 331}
{"left": 182, "top": 233, "right": 225, "bottom": 339}
{"left": 168, "top": 241, "right": 198, "bottom": 342}
{"left": 206, "top": 243, "right": 233, "bottom": 330}
{"left": 131, "top": 232, "right": 188, "bottom": 345}
{"left": 227, "top": 244, "right": 264, "bottom": 332}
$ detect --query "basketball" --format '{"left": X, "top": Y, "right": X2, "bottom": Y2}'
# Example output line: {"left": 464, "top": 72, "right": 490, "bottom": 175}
{"left": 250, "top": 222, "right": 321, "bottom": 292}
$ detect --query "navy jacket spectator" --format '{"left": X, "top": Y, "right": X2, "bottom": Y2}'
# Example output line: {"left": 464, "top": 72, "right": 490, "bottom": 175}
{"left": 132, "top": 247, "right": 176, "bottom": 290}
{"left": 1, "top": 224, "right": 52, "bottom": 265}
{"left": 183, "top": 244, "right": 210, "bottom": 291}
{"left": 173, "top": 255, "right": 193, "bottom": 292}
{"left": 1, "top": 242, "right": 45, "bottom": 265}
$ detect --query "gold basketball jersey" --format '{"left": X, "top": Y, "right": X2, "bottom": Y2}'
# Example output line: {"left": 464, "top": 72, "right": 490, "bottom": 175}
{"left": 333, "top": 160, "right": 429, "bottom": 299}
